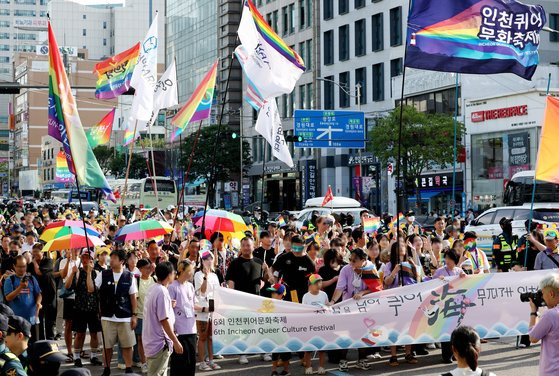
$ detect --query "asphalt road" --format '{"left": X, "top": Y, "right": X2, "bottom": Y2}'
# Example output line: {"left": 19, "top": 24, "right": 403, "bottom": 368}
{"left": 60, "top": 336, "right": 540, "bottom": 376}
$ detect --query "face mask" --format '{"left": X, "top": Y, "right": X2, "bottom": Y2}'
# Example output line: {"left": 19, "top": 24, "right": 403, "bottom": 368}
{"left": 292, "top": 245, "right": 304, "bottom": 253}
{"left": 409, "top": 216, "right": 415, "bottom": 222}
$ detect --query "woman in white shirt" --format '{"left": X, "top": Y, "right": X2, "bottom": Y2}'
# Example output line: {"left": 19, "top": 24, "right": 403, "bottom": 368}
{"left": 441, "top": 326, "right": 495, "bottom": 376}
{"left": 194, "top": 251, "right": 221, "bottom": 371}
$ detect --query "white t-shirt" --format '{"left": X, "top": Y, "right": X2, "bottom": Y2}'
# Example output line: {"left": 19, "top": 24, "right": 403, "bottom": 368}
{"left": 302, "top": 290, "right": 329, "bottom": 307}
{"left": 95, "top": 270, "right": 138, "bottom": 322}
{"left": 59, "top": 258, "right": 80, "bottom": 299}
{"left": 193, "top": 271, "right": 220, "bottom": 322}
{"left": 443, "top": 367, "right": 495, "bottom": 376}
{"left": 21, "top": 242, "right": 33, "bottom": 254}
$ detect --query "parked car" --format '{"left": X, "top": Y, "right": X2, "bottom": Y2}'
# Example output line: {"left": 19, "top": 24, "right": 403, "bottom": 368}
{"left": 464, "top": 203, "right": 559, "bottom": 260}
{"left": 295, "top": 197, "right": 368, "bottom": 230}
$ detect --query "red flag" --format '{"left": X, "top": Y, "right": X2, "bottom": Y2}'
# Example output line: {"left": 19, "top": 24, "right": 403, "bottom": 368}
{"left": 321, "top": 185, "right": 333, "bottom": 207}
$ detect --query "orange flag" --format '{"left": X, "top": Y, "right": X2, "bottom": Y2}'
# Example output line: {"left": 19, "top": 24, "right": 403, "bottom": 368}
{"left": 322, "top": 185, "right": 334, "bottom": 207}
{"left": 535, "top": 96, "right": 559, "bottom": 184}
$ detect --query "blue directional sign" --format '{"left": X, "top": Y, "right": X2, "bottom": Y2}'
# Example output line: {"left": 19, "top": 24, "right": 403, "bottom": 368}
{"left": 294, "top": 110, "right": 366, "bottom": 148}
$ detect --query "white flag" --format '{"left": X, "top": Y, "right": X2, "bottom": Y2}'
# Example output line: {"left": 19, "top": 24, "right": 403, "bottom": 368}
{"left": 130, "top": 13, "right": 159, "bottom": 122}
{"left": 147, "top": 60, "right": 178, "bottom": 126}
{"left": 255, "top": 98, "right": 294, "bottom": 168}
{"left": 236, "top": 0, "right": 305, "bottom": 100}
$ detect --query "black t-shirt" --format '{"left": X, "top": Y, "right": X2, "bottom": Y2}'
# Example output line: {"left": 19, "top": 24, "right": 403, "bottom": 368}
{"left": 272, "top": 252, "right": 315, "bottom": 303}
{"left": 318, "top": 264, "right": 341, "bottom": 301}
{"left": 225, "top": 257, "right": 263, "bottom": 295}
{"left": 30, "top": 258, "right": 56, "bottom": 304}
{"left": 253, "top": 247, "right": 275, "bottom": 266}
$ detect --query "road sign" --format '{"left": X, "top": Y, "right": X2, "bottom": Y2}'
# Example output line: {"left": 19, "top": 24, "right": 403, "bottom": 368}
{"left": 294, "top": 110, "right": 365, "bottom": 148}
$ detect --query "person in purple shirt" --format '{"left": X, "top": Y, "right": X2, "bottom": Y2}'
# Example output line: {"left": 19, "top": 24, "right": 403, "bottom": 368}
{"left": 142, "top": 261, "right": 183, "bottom": 376}
{"left": 528, "top": 273, "right": 559, "bottom": 376}
{"left": 168, "top": 259, "right": 202, "bottom": 376}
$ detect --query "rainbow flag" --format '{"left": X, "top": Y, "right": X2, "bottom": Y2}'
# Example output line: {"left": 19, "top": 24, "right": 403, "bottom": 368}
{"left": 94, "top": 43, "right": 140, "bottom": 99}
{"left": 47, "top": 20, "right": 115, "bottom": 201}
{"left": 278, "top": 216, "right": 287, "bottom": 227}
{"left": 388, "top": 213, "right": 406, "bottom": 229}
{"left": 54, "top": 151, "right": 75, "bottom": 183}
{"left": 406, "top": 0, "right": 546, "bottom": 80}
{"left": 535, "top": 96, "right": 559, "bottom": 184}
{"left": 363, "top": 217, "right": 381, "bottom": 234}
{"left": 87, "top": 108, "right": 115, "bottom": 148}
{"left": 171, "top": 61, "right": 218, "bottom": 141}
{"left": 123, "top": 122, "right": 140, "bottom": 146}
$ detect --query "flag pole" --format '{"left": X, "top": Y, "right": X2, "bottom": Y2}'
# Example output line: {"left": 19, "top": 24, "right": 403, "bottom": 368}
{"left": 260, "top": 146, "right": 267, "bottom": 215}
{"left": 120, "top": 120, "right": 139, "bottom": 216}
{"left": 526, "top": 72, "right": 552, "bottom": 267}
{"left": 200, "top": 53, "right": 235, "bottom": 239}
{"left": 451, "top": 73, "right": 459, "bottom": 221}
{"left": 172, "top": 120, "right": 204, "bottom": 227}
{"left": 148, "top": 122, "right": 159, "bottom": 207}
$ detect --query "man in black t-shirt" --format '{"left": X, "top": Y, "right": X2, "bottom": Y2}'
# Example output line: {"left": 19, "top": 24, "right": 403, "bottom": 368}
{"left": 29, "top": 244, "right": 56, "bottom": 340}
{"left": 225, "top": 237, "right": 263, "bottom": 295}
{"left": 271, "top": 235, "right": 315, "bottom": 303}
{"left": 253, "top": 231, "right": 275, "bottom": 267}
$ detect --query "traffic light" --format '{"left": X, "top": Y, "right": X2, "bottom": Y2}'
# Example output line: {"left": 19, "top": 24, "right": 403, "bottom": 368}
{"left": 285, "top": 134, "right": 304, "bottom": 142}
{"left": 231, "top": 132, "right": 238, "bottom": 139}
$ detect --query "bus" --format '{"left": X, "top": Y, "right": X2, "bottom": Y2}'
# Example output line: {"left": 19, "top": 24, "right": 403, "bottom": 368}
{"left": 503, "top": 170, "right": 559, "bottom": 206}
{"left": 105, "top": 176, "right": 177, "bottom": 212}
{"left": 47, "top": 188, "right": 100, "bottom": 204}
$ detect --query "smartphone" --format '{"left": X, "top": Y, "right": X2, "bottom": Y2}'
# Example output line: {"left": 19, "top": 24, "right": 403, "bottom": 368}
{"left": 208, "top": 299, "right": 215, "bottom": 313}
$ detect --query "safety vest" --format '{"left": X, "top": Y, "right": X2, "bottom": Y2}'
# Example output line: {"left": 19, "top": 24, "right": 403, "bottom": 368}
{"left": 496, "top": 234, "right": 518, "bottom": 266}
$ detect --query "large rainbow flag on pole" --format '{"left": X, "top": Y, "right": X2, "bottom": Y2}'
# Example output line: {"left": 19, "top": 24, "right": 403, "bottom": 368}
{"left": 93, "top": 43, "right": 140, "bottom": 99}
{"left": 47, "top": 20, "right": 115, "bottom": 201}
{"left": 55, "top": 150, "right": 75, "bottom": 183}
{"left": 535, "top": 96, "right": 559, "bottom": 183}
{"left": 405, "top": 0, "right": 546, "bottom": 80}
{"left": 170, "top": 61, "right": 218, "bottom": 141}
{"left": 86, "top": 108, "right": 115, "bottom": 148}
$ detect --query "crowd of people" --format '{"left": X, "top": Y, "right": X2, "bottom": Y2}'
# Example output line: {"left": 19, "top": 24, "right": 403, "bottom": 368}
{"left": 0, "top": 201, "right": 554, "bottom": 375}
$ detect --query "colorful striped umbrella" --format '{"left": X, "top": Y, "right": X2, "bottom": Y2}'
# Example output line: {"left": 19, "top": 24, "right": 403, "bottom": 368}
{"left": 114, "top": 220, "right": 173, "bottom": 242}
{"left": 40, "top": 224, "right": 101, "bottom": 242}
{"left": 194, "top": 209, "right": 248, "bottom": 240}
{"left": 42, "top": 233, "right": 105, "bottom": 252}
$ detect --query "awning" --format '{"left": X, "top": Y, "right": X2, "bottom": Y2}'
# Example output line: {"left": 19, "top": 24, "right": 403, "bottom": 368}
{"left": 408, "top": 191, "right": 441, "bottom": 202}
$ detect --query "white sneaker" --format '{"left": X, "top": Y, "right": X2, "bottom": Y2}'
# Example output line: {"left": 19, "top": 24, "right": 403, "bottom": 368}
{"left": 117, "top": 363, "right": 126, "bottom": 370}
{"left": 199, "top": 361, "right": 212, "bottom": 371}
{"left": 262, "top": 353, "right": 272, "bottom": 362}
{"left": 426, "top": 343, "right": 436, "bottom": 349}
{"left": 214, "top": 354, "right": 224, "bottom": 359}
{"left": 305, "top": 366, "right": 313, "bottom": 375}
{"left": 239, "top": 355, "right": 249, "bottom": 364}
{"left": 208, "top": 361, "right": 222, "bottom": 370}
{"left": 141, "top": 363, "right": 148, "bottom": 374}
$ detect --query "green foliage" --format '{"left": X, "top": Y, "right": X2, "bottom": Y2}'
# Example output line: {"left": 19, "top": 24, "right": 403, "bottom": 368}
{"left": 93, "top": 145, "right": 149, "bottom": 179}
{"left": 179, "top": 124, "right": 252, "bottom": 182}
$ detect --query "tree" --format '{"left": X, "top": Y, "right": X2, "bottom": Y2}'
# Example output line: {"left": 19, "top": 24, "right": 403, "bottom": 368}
{"left": 92, "top": 145, "right": 114, "bottom": 174}
{"left": 369, "top": 105, "right": 464, "bottom": 212}
{"left": 179, "top": 124, "right": 252, "bottom": 182}
{"left": 109, "top": 152, "right": 149, "bottom": 179}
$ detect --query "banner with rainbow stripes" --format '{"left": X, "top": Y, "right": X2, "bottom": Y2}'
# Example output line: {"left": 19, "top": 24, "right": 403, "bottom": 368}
{"left": 55, "top": 151, "right": 75, "bottom": 183}
{"left": 213, "top": 270, "right": 542, "bottom": 354}
{"left": 87, "top": 108, "right": 115, "bottom": 148}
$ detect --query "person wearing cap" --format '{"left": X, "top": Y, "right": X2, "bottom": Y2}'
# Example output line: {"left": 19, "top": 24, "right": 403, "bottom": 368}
{"left": 142, "top": 261, "right": 182, "bottom": 376}
{"left": 267, "top": 283, "right": 291, "bottom": 376}
{"left": 94, "top": 247, "right": 110, "bottom": 272}
{"left": 461, "top": 232, "right": 490, "bottom": 274}
{"left": 302, "top": 274, "right": 327, "bottom": 375}
{"left": 515, "top": 220, "right": 543, "bottom": 272}
{"left": 0, "top": 313, "right": 26, "bottom": 376}
{"left": 68, "top": 249, "right": 102, "bottom": 368}
{"left": 492, "top": 217, "right": 518, "bottom": 272}
{"left": 529, "top": 229, "right": 559, "bottom": 270}
{"left": 94, "top": 249, "right": 138, "bottom": 376}
{"left": 134, "top": 258, "right": 156, "bottom": 373}
{"left": 27, "top": 339, "right": 66, "bottom": 376}
{"left": 5, "top": 315, "right": 31, "bottom": 370}
{"left": 3, "top": 255, "right": 42, "bottom": 343}
{"left": 194, "top": 250, "right": 221, "bottom": 371}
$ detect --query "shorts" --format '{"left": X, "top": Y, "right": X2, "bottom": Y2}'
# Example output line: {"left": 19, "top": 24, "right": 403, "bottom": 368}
{"left": 272, "top": 352, "right": 292, "bottom": 362}
{"left": 72, "top": 310, "right": 101, "bottom": 334}
{"left": 62, "top": 299, "right": 74, "bottom": 321}
{"left": 134, "top": 318, "right": 143, "bottom": 336}
{"left": 196, "top": 320, "right": 212, "bottom": 342}
{"left": 101, "top": 320, "right": 136, "bottom": 349}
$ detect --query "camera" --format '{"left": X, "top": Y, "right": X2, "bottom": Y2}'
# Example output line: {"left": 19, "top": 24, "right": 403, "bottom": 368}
{"left": 520, "top": 290, "right": 546, "bottom": 307}
{"left": 21, "top": 274, "right": 29, "bottom": 283}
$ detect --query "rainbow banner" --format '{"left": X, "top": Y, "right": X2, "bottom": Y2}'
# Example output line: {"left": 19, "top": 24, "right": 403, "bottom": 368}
{"left": 94, "top": 43, "right": 140, "bottom": 99}
{"left": 388, "top": 213, "right": 405, "bottom": 229}
{"left": 55, "top": 151, "right": 75, "bottom": 183}
{"left": 363, "top": 217, "right": 381, "bottom": 234}
{"left": 123, "top": 122, "right": 140, "bottom": 146}
{"left": 87, "top": 108, "right": 115, "bottom": 148}
{"left": 406, "top": 0, "right": 546, "bottom": 80}
{"left": 535, "top": 96, "right": 559, "bottom": 183}
{"left": 171, "top": 61, "right": 218, "bottom": 141}
{"left": 47, "top": 20, "right": 115, "bottom": 201}
{"left": 214, "top": 271, "right": 541, "bottom": 354}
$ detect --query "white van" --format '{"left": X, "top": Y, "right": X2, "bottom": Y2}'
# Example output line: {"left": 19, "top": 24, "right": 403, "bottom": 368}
{"left": 464, "top": 203, "right": 559, "bottom": 259}
{"left": 295, "top": 197, "right": 369, "bottom": 230}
